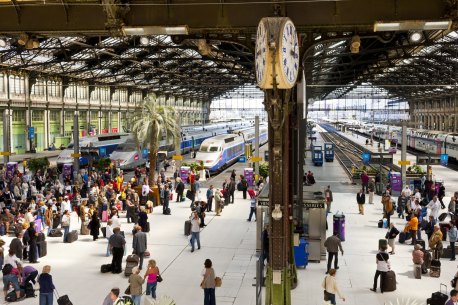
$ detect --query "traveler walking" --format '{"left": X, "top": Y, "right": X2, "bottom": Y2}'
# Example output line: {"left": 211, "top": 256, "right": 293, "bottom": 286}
{"left": 397, "top": 192, "right": 407, "bottom": 219}
{"left": 201, "top": 259, "right": 216, "bottom": 305}
{"left": 132, "top": 225, "right": 147, "bottom": 270}
{"left": 449, "top": 196, "right": 457, "bottom": 215}
{"left": 109, "top": 227, "right": 126, "bottom": 274}
{"left": 449, "top": 222, "right": 458, "bottom": 261}
{"left": 324, "top": 232, "right": 344, "bottom": 274}
{"left": 325, "top": 185, "right": 333, "bottom": 213}
{"left": 61, "top": 210, "right": 71, "bottom": 243}
{"left": 175, "top": 178, "right": 184, "bottom": 202}
{"left": 37, "top": 265, "right": 55, "bottom": 305}
{"left": 88, "top": 213, "right": 101, "bottom": 241}
{"left": 408, "top": 212, "right": 418, "bottom": 246}
{"left": 322, "top": 269, "right": 345, "bottom": 305}
{"left": 190, "top": 211, "right": 201, "bottom": 253}
{"left": 386, "top": 223, "right": 399, "bottom": 254}
{"left": 128, "top": 267, "right": 144, "bottom": 305}
{"left": 229, "top": 178, "right": 236, "bottom": 203}
{"left": 144, "top": 259, "right": 160, "bottom": 300}
{"left": 356, "top": 189, "right": 365, "bottom": 215}
{"left": 368, "top": 179, "right": 375, "bottom": 204}
{"left": 247, "top": 198, "right": 256, "bottom": 222}
{"left": 370, "top": 245, "right": 390, "bottom": 293}
{"left": 240, "top": 176, "right": 248, "bottom": 199}
{"left": 427, "top": 196, "right": 441, "bottom": 222}
{"left": 361, "top": 171, "right": 369, "bottom": 193}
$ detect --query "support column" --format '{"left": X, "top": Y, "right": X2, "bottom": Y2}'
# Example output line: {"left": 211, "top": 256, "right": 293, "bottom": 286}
{"left": 44, "top": 109, "right": 49, "bottom": 148}
{"left": 25, "top": 76, "right": 32, "bottom": 152}
{"left": 108, "top": 111, "right": 112, "bottom": 133}
{"left": 98, "top": 110, "right": 102, "bottom": 134}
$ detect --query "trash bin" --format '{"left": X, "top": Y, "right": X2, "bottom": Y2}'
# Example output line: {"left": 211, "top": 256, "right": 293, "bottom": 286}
{"left": 294, "top": 238, "right": 307, "bottom": 268}
{"left": 333, "top": 213, "right": 345, "bottom": 241}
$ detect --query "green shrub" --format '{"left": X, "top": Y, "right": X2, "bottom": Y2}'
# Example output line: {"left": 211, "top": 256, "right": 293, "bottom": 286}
{"left": 26, "top": 157, "right": 50, "bottom": 174}
{"left": 259, "top": 162, "right": 269, "bottom": 178}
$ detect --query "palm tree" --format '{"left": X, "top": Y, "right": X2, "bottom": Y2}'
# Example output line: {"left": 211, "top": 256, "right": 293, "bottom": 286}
{"left": 131, "top": 94, "right": 180, "bottom": 185}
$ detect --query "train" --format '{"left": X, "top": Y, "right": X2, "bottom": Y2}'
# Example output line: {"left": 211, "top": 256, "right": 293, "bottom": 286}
{"left": 195, "top": 125, "right": 268, "bottom": 172}
{"left": 352, "top": 123, "right": 458, "bottom": 161}
{"left": 108, "top": 121, "right": 253, "bottom": 170}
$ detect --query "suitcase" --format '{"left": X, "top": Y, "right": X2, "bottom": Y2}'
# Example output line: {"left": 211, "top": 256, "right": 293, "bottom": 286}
{"left": 378, "top": 220, "right": 383, "bottom": 228}
{"left": 124, "top": 254, "right": 139, "bottom": 276}
{"left": 101, "top": 227, "right": 106, "bottom": 238}
{"left": 49, "top": 228, "right": 63, "bottom": 237}
{"left": 101, "top": 264, "right": 112, "bottom": 273}
{"left": 415, "top": 239, "right": 426, "bottom": 249}
{"left": 67, "top": 230, "right": 78, "bottom": 243}
{"left": 440, "top": 223, "right": 450, "bottom": 241}
{"left": 439, "top": 212, "right": 448, "bottom": 222}
{"left": 80, "top": 223, "right": 90, "bottom": 235}
{"left": 37, "top": 232, "right": 46, "bottom": 242}
{"left": 37, "top": 241, "right": 47, "bottom": 257}
{"left": 52, "top": 215, "right": 60, "bottom": 229}
{"left": 379, "top": 239, "right": 388, "bottom": 249}
{"left": 427, "top": 284, "right": 448, "bottom": 305}
{"left": 57, "top": 294, "right": 73, "bottom": 305}
{"left": 414, "top": 264, "right": 422, "bottom": 279}
{"left": 430, "top": 259, "right": 441, "bottom": 277}
{"left": 399, "top": 232, "right": 411, "bottom": 244}
{"left": 383, "top": 270, "right": 396, "bottom": 292}
{"left": 164, "top": 208, "right": 171, "bottom": 215}
{"left": 102, "top": 210, "right": 108, "bottom": 222}
{"left": 422, "top": 250, "right": 432, "bottom": 272}
{"left": 184, "top": 220, "right": 192, "bottom": 236}
{"left": 6, "top": 290, "right": 25, "bottom": 302}
{"left": 144, "top": 222, "right": 150, "bottom": 233}
{"left": 248, "top": 189, "right": 256, "bottom": 199}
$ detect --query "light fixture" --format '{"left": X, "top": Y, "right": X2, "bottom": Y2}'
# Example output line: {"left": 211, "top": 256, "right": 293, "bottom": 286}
{"left": 18, "top": 33, "right": 29, "bottom": 46}
{"left": 0, "top": 38, "right": 6, "bottom": 48}
{"left": 271, "top": 204, "right": 283, "bottom": 221}
{"left": 197, "top": 39, "right": 212, "bottom": 56}
{"left": 350, "top": 35, "right": 361, "bottom": 54}
{"left": 409, "top": 31, "right": 423, "bottom": 43}
{"left": 139, "top": 36, "right": 149, "bottom": 45}
{"left": 374, "top": 20, "right": 451, "bottom": 32}
{"left": 123, "top": 25, "right": 189, "bottom": 36}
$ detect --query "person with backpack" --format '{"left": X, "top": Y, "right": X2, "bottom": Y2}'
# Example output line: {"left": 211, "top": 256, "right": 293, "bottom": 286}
{"left": 2, "top": 263, "right": 22, "bottom": 302}
{"left": 322, "top": 269, "right": 345, "bottom": 305}
{"left": 382, "top": 194, "right": 394, "bottom": 227}
{"left": 240, "top": 176, "right": 249, "bottom": 199}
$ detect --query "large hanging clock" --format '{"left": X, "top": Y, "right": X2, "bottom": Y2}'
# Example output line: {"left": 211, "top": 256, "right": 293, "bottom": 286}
{"left": 277, "top": 19, "right": 299, "bottom": 89}
{"left": 255, "top": 19, "right": 272, "bottom": 89}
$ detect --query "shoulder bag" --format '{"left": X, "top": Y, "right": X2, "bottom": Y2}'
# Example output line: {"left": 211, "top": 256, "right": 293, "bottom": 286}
{"left": 323, "top": 276, "right": 330, "bottom": 301}
{"left": 157, "top": 274, "right": 163, "bottom": 282}
{"left": 215, "top": 276, "right": 222, "bottom": 287}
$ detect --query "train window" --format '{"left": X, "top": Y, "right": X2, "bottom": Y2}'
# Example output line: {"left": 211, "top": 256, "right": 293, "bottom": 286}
{"left": 209, "top": 146, "right": 219, "bottom": 152}
{"left": 200, "top": 145, "right": 209, "bottom": 152}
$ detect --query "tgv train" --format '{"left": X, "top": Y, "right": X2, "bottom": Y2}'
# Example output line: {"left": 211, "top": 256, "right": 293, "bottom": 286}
{"left": 195, "top": 126, "right": 268, "bottom": 172}
{"left": 109, "top": 121, "right": 252, "bottom": 170}
{"left": 56, "top": 132, "right": 131, "bottom": 168}
{"left": 357, "top": 124, "right": 458, "bottom": 161}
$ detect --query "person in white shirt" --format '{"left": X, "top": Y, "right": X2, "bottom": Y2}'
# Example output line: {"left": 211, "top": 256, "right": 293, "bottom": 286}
{"left": 404, "top": 186, "right": 412, "bottom": 198}
{"left": 61, "top": 196, "right": 71, "bottom": 215}
{"left": 322, "top": 269, "right": 345, "bottom": 304}
{"left": 108, "top": 288, "right": 124, "bottom": 305}
{"left": 24, "top": 208, "right": 35, "bottom": 224}
{"left": 105, "top": 220, "right": 115, "bottom": 257}
{"left": 370, "top": 245, "right": 391, "bottom": 293}
{"left": 190, "top": 211, "right": 201, "bottom": 253}
{"left": 427, "top": 196, "right": 441, "bottom": 221}
{"left": 4, "top": 249, "right": 20, "bottom": 268}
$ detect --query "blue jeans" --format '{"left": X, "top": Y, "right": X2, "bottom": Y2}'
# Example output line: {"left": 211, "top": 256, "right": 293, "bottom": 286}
{"left": 106, "top": 238, "right": 111, "bottom": 257}
{"left": 39, "top": 292, "right": 53, "bottom": 305}
{"left": 191, "top": 232, "right": 200, "bottom": 251}
{"left": 204, "top": 288, "right": 216, "bottom": 305}
{"left": 146, "top": 282, "right": 157, "bottom": 299}
{"left": 63, "top": 226, "right": 69, "bottom": 242}
{"left": 131, "top": 295, "right": 141, "bottom": 305}
{"left": 328, "top": 292, "right": 336, "bottom": 305}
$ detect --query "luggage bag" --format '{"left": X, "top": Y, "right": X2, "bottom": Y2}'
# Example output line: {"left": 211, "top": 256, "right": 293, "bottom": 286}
{"left": 427, "top": 284, "right": 448, "bottom": 305}
{"left": 49, "top": 228, "right": 63, "bottom": 237}
{"left": 124, "top": 254, "right": 139, "bottom": 277}
{"left": 101, "top": 264, "right": 112, "bottom": 273}
{"left": 378, "top": 220, "right": 383, "bottom": 228}
{"left": 37, "top": 241, "right": 47, "bottom": 257}
{"left": 67, "top": 230, "right": 78, "bottom": 243}
{"left": 383, "top": 270, "right": 396, "bottom": 292}
{"left": 415, "top": 239, "right": 426, "bottom": 249}
{"left": 378, "top": 239, "right": 387, "bottom": 249}
{"left": 430, "top": 259, "right": 441, "bottom": 277}
{"left": 414, "top": 264, "right": 422, "bottom": 279}
{"left": 184, "top": 220, "right": 191, "bottom": 236}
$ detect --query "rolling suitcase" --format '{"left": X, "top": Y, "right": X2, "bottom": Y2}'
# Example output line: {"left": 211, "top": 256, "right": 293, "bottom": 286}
{"left": 399, "top": 232, "right": 409, "bottom": 244}
{"left": 49, "top": 228, "right": 63, "bottom": 237}
{"left": 57, "top": 294, "right": 73, "bottom": 305}
{"left": 80, "top": 223, "right": 90, "bottom": 235}
{"left": 144, "top": 222, "right": 150, "bottom": 233}
{"left": 37, "top": 241, "right": 47, "bottom": 257}
{"left": 184, "top": 220, "right": 192, "bottom": 236}
{"left": 378, "top": 220, "right": 383, "bottom": 228}
{"left": 67, "top": 230, "right": 78, "bottom": 243}
{"left": 430, "top": 259, "right": 441, "bottom": 277}
{"left": 378, "top": 239, "right": 387, "bottom": 249}
{"left": 37, "top": 232, "right": 46, "bottom": 242}
{"left": 427, "top": 284, "right": 448, "bottom": 305}
{"left": 415, "top": 239, "right": 426, "bottom": 249}
{"left": 414, "top": 264, "right": 422, "bottom": 279}
{"left": 124, "top": 254, "right": 139, "bottom": 277}
{"left": 422, "top": 250, "right": 432, "bottom": 274}
{"left": 383, "top": 270, "right": 396, "bottom": 292}
{"left": 101, "top": 264, "right": 112, "bottom": 273}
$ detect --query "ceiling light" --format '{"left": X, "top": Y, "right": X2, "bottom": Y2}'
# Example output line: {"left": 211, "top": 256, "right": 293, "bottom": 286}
{"left": 409, "top": 31, "right": 423, "bottom": 43}
{"left": 32, "top": 39, "right": 40, "bottom": 49}
{"left": 374, "top": 20, "right": 451, "bottom": 32}
{"left": 139, "top": 37, "right": 149, "bottom": 45}
{"left": 123, "top": 26, "right": 189, "bottom": 36}
{"left": 18, "top": 33, "right": 29, "bottom": 46}
{"left": 350, "top": 35, "right": 361, "bottom": 54}
{"left": 0, "top": 39, "right": 6, "bottom": 48}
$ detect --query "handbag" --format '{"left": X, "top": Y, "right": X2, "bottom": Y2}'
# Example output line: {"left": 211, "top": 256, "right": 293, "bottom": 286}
{"left": 323, "top": 275, "right": 330, "bottom": 301}
{"left": 215, "top": 276, "right": 222, "bottom": 287}
{"left": 124, "top": 285, "right": 131, "bottom": 295}
{"left": 186, "top": 190, "right": 193, "bottom": 200}
{"left": 157, "top": 274, "right": 163, "bottom": 282}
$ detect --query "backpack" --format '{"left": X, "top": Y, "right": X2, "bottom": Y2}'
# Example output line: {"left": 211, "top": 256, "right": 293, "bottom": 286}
{"left": 2, "top": 263, "right": 12, "bottom": 276}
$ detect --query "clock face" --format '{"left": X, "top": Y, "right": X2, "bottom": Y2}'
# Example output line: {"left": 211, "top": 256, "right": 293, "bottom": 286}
{"left": 255, "top": 20, "right": 268, "bottom": 87}
{"left": 279, "top": 20, "right": 299, "bottom": 88}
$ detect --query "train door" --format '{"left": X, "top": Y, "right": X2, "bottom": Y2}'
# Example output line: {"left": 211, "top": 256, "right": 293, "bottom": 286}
{"left": 436, "top": 140, "right": 442, "bottom": 154}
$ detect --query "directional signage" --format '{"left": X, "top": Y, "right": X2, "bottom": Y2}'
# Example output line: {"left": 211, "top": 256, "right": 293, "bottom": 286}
{"left": 398, "top": 160, "right": 411, "bottom": 166}
{"left": 70, "top": 153, "right": 81, "bottom": 158}
{"left": 441, "top": 154, "right": 449, "bottom": 166}
{"left": 28, "top": 127, "right": 35, "bottom": 140}
{"left": 172, "top": 155, "right": 183, "bottom": 160}
{"left": 250, "top": 156, "right": 262, "bottom": 162}
{"left": 362, "top": 152, "right": 371, "bottom": 164}
{"left": 238, "top": 156, "right": 246, "bottom": 163}
{"left": 0, "top": 152, "right": 12, "bottom": 156}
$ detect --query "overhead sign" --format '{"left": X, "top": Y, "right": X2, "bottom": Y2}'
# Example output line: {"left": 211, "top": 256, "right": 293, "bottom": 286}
{"left": 0, "top": 152, "right": 12, "bottom": 156}
{"left": 172, "top": 155, "right": 183, "bottom": 160}
{"left": 302, "top": 202, "right": 325, "bottom": 209}
{"left": 99, "top": 147, "right": 107, "bottom": 157}
{"left": 238, "top": 156, "right": 246, "bottom": 163}
{"left": 70, "top": 153, "right": 81, "bottom": 158}
{"left": 441, "top": 154, "right": 449, "bottom": 166}
{"left": 251, "top": 156, "right": 262, "bottom": 162}
{"left": 398, "top": 160, "right": 411, "bottom": 166}
{"left": 28, "top": 127, "right": 35, "bottom": 140}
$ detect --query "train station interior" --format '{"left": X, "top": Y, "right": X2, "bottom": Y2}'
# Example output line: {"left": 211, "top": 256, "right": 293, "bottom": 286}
{"left": 0, "top": 1, "right": 458, "bottom": 305}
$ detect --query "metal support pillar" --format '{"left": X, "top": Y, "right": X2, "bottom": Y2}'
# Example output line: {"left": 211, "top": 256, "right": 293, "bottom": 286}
{"left": 401, "top": 124, "right": 407, "bottom": 188}
{"left": 73, "top": 112, "right": 80, "bottom": 174}
{"left": 254, "top": 115, "right": 260, "bottom": 177}
{"left": 3, "top": 111, "right": 10, "bottom": 164}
